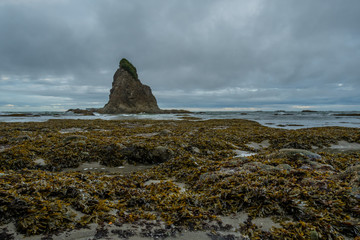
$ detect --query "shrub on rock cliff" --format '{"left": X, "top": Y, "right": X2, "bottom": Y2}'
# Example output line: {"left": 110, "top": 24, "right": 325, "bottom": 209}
{"left": 119, "top": 58, "right": 138, "bottom": 80}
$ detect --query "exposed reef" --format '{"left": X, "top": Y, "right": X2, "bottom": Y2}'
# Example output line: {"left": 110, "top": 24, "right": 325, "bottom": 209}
{"left": 67, "top": 108, "right": 95, "bottom": 116}
{"left": 0, "top": 119, "right": 359, "bottom": 239}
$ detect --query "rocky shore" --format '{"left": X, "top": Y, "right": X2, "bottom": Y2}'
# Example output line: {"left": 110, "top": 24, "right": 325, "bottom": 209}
{"left": 0, "top": 119, "right": 359, "bottom": 239}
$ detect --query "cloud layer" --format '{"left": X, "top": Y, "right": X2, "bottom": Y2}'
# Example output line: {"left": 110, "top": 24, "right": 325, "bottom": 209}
{"left": 1, "top": 0, "right": 359, "bottom": 111}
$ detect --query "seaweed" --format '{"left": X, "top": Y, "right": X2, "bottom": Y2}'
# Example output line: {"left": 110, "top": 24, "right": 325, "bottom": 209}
{"left": 119, "top": 58, "right": 138, "bottom": 80}
{"left": 0, "top": 119, "right": 359, "bottom": 238}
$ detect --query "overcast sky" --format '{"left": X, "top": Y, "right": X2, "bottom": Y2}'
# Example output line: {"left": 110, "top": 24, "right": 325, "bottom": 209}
{"left": 1, "top": 0, "right": 359, "bottom": 112}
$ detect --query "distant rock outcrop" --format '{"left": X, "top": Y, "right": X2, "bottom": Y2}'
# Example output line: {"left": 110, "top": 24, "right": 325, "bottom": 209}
{"left": 67, "top": 108, "right": 95, "bottom": 116}
{"left": 100, "top": 58, "right": 161, "bottom": 114}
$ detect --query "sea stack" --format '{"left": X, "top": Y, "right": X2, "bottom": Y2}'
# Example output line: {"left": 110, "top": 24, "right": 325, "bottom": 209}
{"left": 100, "top": 58, "right": 161, "bottom": 114}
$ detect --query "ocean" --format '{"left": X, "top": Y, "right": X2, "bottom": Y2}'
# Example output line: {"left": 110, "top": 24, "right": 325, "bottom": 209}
{"left": 0, "top": 111, "right": 360, "bottom": 130}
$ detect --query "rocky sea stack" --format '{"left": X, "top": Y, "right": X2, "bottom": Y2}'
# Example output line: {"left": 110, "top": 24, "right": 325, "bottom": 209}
{"left": 100, "top": 58, "right": 161, "bottom": 114}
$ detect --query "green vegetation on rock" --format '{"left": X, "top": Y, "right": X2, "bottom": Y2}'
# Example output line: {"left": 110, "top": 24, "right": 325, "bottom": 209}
{"left": 119, "top": 58, "right": 138, "bottom": 80}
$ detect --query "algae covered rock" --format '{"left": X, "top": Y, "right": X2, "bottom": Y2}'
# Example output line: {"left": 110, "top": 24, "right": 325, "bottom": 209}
{"left": 100, "top": 58, "right": 160, "bottom": 114}
{"left": 66, "top": 108, "right": 95, "bottom": 116}
{"left": 279, "top": 149, "right": 321, "bottom": 160}
{"left": 159, "top": 129, "right": 172, "bottom": 136}
{"left": 119, "top": 58, "right": 138, "bottom": 80}
{"left": 120, "top": 145, "right": 173, "bottom": 164}
{"left": 276, "top": 163, "right": 292, "bottom": 171}
{"left": 63, "top": 135, "right": 87, "bottom": 143}
{"left": 242, "top": 161, "right": 278, "bottom": 172}
{"left": 269, "top": 149, "right": 322, "bottom": 161}
{"left": 335, "top": 164, "right": 360, "bottom": 198}
{"left": 150, "top": 146, "right": 174, "bottom": 163}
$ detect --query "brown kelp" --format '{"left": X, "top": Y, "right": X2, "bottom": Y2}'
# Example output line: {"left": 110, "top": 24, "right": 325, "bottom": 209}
{"left": 0, "top": 119, "right": 359, "bottom": 238}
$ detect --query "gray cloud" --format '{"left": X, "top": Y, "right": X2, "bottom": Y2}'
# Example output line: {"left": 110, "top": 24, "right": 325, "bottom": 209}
{"left": 1, "top": 0, "right": 360, "bottom": 111}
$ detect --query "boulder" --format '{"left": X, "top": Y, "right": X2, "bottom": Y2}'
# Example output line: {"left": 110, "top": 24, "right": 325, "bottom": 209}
{"left": 242, "top": 162, "right": 278, "bottom": 172}
{"left": 159, "top": 129, "right": 172, "bottom": 136}
{"left": 34, "top": 158, "right": 46, "bottom": 166}
{"left": 98, "top": 144, "right": 125, "bottom": 167}
{"left": 307, "top": 161, "right": 334, "bottom": 171}
{"left": 199, "top": 170, "right": 234, "bottom": 182}
{"left": 185, "top": 146, "right": 201, "bottom": 154}
{"left": 298, "top": 162, "right": 334, "bottom": 172}
{"left": 279, "top": 149, "right": 321, "bottom": 160}
{"left": 276, "top": 164, "right": 292, "bottom": 171}
{"left": 268, "top": 149, "right": 321, "bottom": 161}
{"left": 335, "top": 165, "right": 360, "bottom": 198}
{"left": 63, "top": 135, "right": 87, "bottom": 143}
{"left": 150, "top": 146, "right": 174, "bottom": 162}
{"left": 120, "top": 145, "right": 173, "bottom": 164}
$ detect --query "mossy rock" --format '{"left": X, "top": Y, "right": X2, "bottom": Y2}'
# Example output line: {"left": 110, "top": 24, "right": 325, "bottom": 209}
{"left": 119, "top": 58, "right": 138, "bottom": 80}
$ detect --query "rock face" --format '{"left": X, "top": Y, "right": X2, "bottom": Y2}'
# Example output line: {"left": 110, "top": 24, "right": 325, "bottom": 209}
{"left": 100, "top": 58, "right": 160, "bottom": 114}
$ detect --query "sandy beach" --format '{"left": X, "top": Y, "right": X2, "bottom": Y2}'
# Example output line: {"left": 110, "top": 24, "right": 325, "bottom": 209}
{"left": 1, "top": 119, "right": 359, "bottom": 239}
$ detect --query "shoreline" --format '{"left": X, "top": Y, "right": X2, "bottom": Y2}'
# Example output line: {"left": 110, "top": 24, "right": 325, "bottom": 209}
{"left": 1, "top": 110, "right": 360, "bottom": 130}
{"left": 1, "top": 119, "right": 359, "bottom": 239}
